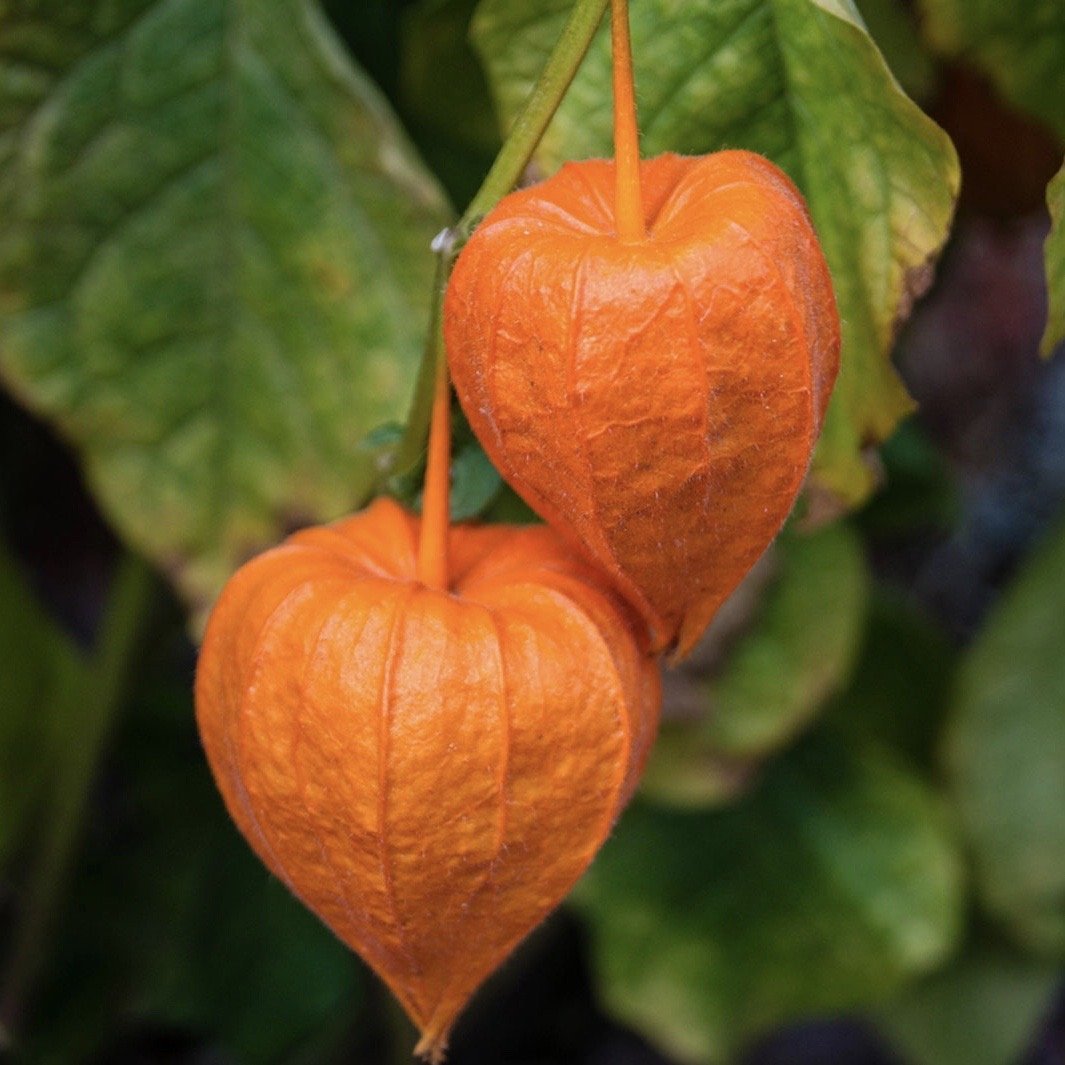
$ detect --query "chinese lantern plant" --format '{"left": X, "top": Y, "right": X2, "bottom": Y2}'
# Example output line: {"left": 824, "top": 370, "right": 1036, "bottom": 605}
{"left": 0, "top": 0, "right": 1014, "bottom": 1058}
{"left": 196, "top": 0, "right": 841, "bottom": 1057}
{"left": 195, "top": 332, "right": 661, "bottom": 1058}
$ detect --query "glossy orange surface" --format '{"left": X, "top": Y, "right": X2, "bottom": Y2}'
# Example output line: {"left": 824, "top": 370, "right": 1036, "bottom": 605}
{"left": 194, "top": 497, "right": 660, "bottom": 1060}
{"left": 445, "top": 150, "right": 840, "bottom": 655}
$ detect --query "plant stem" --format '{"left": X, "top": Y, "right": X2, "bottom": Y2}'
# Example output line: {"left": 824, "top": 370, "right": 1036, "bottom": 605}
{"left": 0, "top": 553, "right": 154, "bottom": 1038}
{"left": 416, "top": 291, "right": 451, "bottom": 591}
{"left": 380, "top": 0, "right": 611, "bottom": 481}
{"left": 611, "top": 0, "right": 645, "bottom": 242}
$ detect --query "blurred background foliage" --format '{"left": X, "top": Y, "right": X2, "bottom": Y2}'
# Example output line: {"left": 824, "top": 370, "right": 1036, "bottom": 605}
{"left": 0, "top": 0, "right": 1063, "bottom": 1063}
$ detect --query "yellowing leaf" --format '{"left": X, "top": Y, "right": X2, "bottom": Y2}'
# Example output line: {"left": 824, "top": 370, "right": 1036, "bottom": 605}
{"left": 0, "top": 0, "right": 451, "bottom": 617}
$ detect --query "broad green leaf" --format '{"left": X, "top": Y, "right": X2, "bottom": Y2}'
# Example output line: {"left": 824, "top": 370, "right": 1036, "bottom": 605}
{"left": 577, "top": 732, "right": 964, "bottom": 1063}
{"left": 1045, "top": 163, "right": 1065, "bottom": 357}
{"left": 472, "top": 0, "right": 959, "bottom": 504}
{"left": 876, "top": 943, "right": 1061, "bottom": 1065}
{"left": 0, "top": 0, "right": 451, "bottom": 617}
{"left": 917, "top": 0, "right": 1065, "bottom": 141}
{"left": 947, "top": 515, "right": 1065, "bottom": 957}
{"left": 0, "top": 543, "right": 85, "bottom": 867}
{"left": 642, "top": 522, "right": 868, "bottom": 807}
{"left": 698, "top": 523, "right": 867, "bottom": 757}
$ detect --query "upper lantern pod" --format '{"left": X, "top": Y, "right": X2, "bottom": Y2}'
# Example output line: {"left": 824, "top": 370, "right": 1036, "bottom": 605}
{"left": 444, "top": 146, "right": 840, "bottom": 655}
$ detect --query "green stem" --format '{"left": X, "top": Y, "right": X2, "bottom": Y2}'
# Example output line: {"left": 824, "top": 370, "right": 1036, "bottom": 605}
{"left": 380, "top": 0, "right": 610, "bottom": 480}
{"left": 0, "top": 553, "right": 155, "bottom": 1039}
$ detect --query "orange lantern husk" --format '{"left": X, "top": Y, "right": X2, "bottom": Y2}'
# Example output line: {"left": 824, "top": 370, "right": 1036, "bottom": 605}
{"left": 444, "top": 1, "right": 841, "bottom": 657}
{"left": 195, "top": 276, "right": 661, "bottom": 1059}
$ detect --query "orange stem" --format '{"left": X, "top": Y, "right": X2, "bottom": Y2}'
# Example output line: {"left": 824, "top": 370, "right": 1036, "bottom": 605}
{"left": 416, "top": 339, "right": 450, "bottom": 590}
{"left": 611, "top": 0, "right": 644, "bottom": 243}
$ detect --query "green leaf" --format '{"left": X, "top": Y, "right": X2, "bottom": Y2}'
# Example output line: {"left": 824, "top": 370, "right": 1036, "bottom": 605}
{"left": 0, "top": 543, "right": 85, "bottom": 868}
{"left": 368, "top": 415, "right": 505, "bottom": 520}
{"left": 1045, "top": 162, "right": 1065, "bottom": 357}
{"left": 916, "top": 0, "right": 1065, "bottom": 141}
{"left": 876, "top": 942, "right": 1061, "bottom": 1065}
{"left": 577, "top": 732, "right": 965, "bottom": 1063}
{"left": 946, "top": 515, "right": 1065, "bottom": 957}
{"left": 0, "top": 0, "right": 451, "bottom": 617}
{"left": 825, "top": 587, "right": 957, "bottom": 770}
{"left": 642, "top": 522, "right": 868, "bottom": 807}
{"left": 699, "top": 524, "right": 868, "bottom": 757}
{"left": 472, "top": 0, "right": 959, "bottom": 504}
{"left": 448, "top": 438, "right": 503, "bottom": 520}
